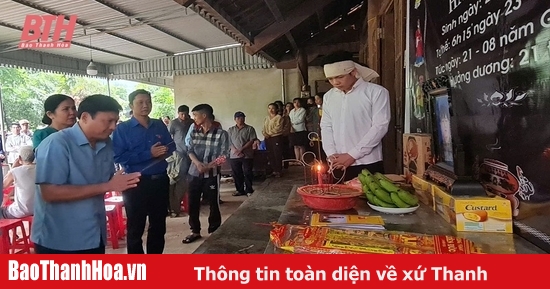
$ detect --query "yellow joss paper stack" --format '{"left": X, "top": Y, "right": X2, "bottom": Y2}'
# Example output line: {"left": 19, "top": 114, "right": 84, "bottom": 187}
{"left": 270, "top": 224, "right": 483, "bottom": 254}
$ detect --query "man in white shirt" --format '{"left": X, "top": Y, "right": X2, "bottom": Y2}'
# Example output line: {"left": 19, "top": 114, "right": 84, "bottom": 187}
{"left": 1, "top": 146, "right": 36, "bottom": 219}
{"left": 19, "top": 119, "right": 33, "bottom": 137}
{"left": 320, "top": 51, "right": 391, "bottom": 181}
{"left": 5, "top": 123, "right": 33, "bottom": 167}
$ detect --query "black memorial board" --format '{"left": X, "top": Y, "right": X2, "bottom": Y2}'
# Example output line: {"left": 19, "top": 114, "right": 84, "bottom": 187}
{"left": 406, "top": 0, "right": 550, "bottom": 251}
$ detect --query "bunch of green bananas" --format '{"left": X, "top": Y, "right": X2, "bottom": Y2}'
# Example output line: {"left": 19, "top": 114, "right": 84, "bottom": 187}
{"left": 358, "top": 170, "right": 419, "bottom": 208}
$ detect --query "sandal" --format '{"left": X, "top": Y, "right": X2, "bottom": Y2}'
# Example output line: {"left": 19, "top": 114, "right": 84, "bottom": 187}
{"left": 182, "top": 234, "right": 202, "bottom": 244}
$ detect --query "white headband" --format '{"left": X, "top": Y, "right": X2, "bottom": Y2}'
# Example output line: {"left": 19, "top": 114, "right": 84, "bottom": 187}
{"left": 323, "top": 60, "right": 379, "bottom": 82}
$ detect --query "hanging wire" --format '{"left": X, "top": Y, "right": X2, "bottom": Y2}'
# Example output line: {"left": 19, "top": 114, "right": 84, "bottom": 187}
{"left": 89, "top": 35, "right": 93, "bottom": 61}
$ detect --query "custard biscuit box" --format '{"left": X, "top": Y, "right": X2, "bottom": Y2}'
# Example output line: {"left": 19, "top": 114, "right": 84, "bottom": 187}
{"left": 411, "top": 175, "right": 435, "bottom": 209}
{"left": 433, "top": 185, "right": 454, "bottom": 223}
{"left": 433, "top": 186, "right": 513, "bottom": 233}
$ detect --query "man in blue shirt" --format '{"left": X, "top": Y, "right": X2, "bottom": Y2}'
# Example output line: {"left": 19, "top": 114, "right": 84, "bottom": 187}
{"left": 113, "top": 89, "right": 175, "bottom": 254}
{"left": 32, "top": 94, "right": 141, "bottom": 254}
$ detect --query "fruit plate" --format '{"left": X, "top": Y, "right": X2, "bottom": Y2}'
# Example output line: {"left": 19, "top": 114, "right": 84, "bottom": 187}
{"left": 366, "top": 202, "right": 420, "bottom": 214}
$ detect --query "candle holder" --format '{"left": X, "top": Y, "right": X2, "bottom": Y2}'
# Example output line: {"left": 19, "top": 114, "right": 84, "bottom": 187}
{"left": 310, "top": 162, "right": 333, "bottom": 185}
{"left": 291, "top": 132, "right": 343, "bottom": 185}
{"left": 305, "top": 132, "right": 335, "bottom": 185}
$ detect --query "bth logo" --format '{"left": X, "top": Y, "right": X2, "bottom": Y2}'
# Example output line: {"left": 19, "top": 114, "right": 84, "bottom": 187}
{"left": 19, "top": 15, "right": 77, "bottom": 49}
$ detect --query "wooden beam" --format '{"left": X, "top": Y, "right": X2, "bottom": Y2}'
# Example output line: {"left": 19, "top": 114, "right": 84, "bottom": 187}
{"left": 275, "top": 58, "right": 301, "bottom": 69}
{"left": 316, "top": 11, "right": 324, "bottom": 31}
{"left": 258, "top": 51, "right": 278, "bottom": 64}
{"left": 297, "top": 49, "right": 309, "bottom": 89}
{"left": 263, "top": 0, "right": 299, "bottom": 54}
{"left": 380, "top": 0, "right": 395, "bottom": 14}
{"left": 300, "top": 3, "right": 361, "bottom": 47}
{"left": 263, "top": 0, "right": 284, "bottom": 20}
{"left": 285, "top": 33, "right": 299, "bottom": 52}
{"left": 173, "top": 0, "right": 196, "bottom": 7}
{"left": 192, "top": 0, "right": 253, "bottom": 44}
{"left": 245, "top": 0, "right": 335, "bottom": 55}
{"left": 274, "top": 42, "right": 360, "bottom": 69}
{"left": 310, "top": 41, "right": 360, "bottom": 55}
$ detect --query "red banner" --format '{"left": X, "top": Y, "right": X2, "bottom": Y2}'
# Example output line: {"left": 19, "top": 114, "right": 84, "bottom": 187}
{"left": 0, "top": 255, "right": 545, "bottom": 287}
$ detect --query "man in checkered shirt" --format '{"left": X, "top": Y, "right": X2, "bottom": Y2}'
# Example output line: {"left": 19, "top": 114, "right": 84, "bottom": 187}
{"left": 182, "top": 104, "right": 229, "bottom": 244}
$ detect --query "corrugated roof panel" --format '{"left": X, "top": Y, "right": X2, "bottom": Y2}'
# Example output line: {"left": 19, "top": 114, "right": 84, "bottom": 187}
{"left": 108, "top": 46, "right": 272, "bottom": 78}
{"left": 0, "top": 49, "right": 107, "bottom": 78}
{"left": 0, "top": 1, "right": 49, "bottom": 28}
{"left": 0, "top": 1, "right": 88, "bottom": 50}
{"left": 80, "top": 32, "right": 165, "bottom": 59}
{"left": 0, "top": 0, "right": 239, "bottom": 64}
{"left": 159, "top": 15, "right": 237, "bottom": 50}
{"left": 0, "top": 0, "right": 271, "bottom": 83}
{"left": 100, "top": 0, "right": 236, "bottom": 48}
{"left": 104, "top": 0, "right": 181, "bottom": 14}
{"left": 33, "top": 0, "right": 128, "bottom": 25}
{"left": 110, "top": 25, "right": 197, "bottom": 54}
{"left": 0, "top": 19, "right": 140, "bottom": 63}
{"left": 0, "top": 26, "right": 22, "bottom": 46}
{"left": 0, "top": 1, "right": 156, "bottom": 60}
{"left": 31, "top": 44, "right": 132, "bottom": 64}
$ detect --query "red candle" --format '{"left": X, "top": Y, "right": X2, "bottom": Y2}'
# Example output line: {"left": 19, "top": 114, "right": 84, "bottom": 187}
{"left": 317, "top": 164, "right": 323, "bottom": 185}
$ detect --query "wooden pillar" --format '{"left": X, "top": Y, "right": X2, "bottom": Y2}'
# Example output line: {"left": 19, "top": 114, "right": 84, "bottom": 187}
{"left": 360, "top": 0, "right": 407, "bottom": 174}
{"left": 364, "top": 0, "right": 383, "bottom": 77}
{"left": 393, "top": 0, "right": 406, "bottom": 172}
{"left": 297, "top": 49, "right": 311, "bottom": 97}
{"left": 358, "top": 1, "right": 369, "bottom": 63}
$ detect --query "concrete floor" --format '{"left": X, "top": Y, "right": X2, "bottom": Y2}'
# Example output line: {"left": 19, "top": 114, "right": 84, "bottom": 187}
{"left": 105, "top": 178, "right": 247, "bottom": 254}
{"left": 193, "top": 167, "right": 305, "bottom": 254}
{"left": 105, "top": 166, "right": 307, "bottom": 254}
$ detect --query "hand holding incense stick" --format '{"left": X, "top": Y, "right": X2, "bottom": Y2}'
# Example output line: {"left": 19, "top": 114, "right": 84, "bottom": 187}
{"left": 138, "top": 141, "right": 175, "bottom": 173}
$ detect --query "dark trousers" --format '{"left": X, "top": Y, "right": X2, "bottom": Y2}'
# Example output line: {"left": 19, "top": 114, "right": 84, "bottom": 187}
{"left": 35, "top": 240, "right": 105, "bottom": 254}
{"left": 230, "top": 158, "right": 254, "bottom": 194}
{"left": 123, "top": 174, "right": 169, "bottom": 254}
{"left": 188, "top": 176, "right": 221, "bottom": 234}
{"left": 335, "top": 161, "right": 385, "bottom": 183}
{"left": 265, "top": 135, "right": 283, "bottom": 173}
{"left": 169, "top": 177, "right": 187, "bottom": 214}
{"left": 281, "top": 136, "right": 291, "bottom": 168}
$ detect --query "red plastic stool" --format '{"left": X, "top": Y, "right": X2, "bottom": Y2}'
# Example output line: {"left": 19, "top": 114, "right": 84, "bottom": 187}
{"left": 2, "top": 186, "right": 14, "bottom": 206}
{"left": 0, "top": 219, "right": 31, "bottom": 254}
{"left": 20, "top": 216, "right": 34, "bottom": 248}
{"left": 105, "top": 196, "right": 125, "bottom": 238}
{"left": 105, "top": 205, "right": 119, "bottom": 249}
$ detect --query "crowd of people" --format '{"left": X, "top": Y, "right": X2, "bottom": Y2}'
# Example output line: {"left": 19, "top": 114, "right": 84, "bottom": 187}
{"left": 0, "top": 50, "right": 391, "bottom": 254}
{"left": 261, "top": 96, "right": 323, "bottom": 178}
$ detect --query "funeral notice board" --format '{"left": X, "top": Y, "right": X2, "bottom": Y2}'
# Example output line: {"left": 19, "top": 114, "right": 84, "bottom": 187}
{"left": 407, "top": 0, "right": 550, "bottom": 251}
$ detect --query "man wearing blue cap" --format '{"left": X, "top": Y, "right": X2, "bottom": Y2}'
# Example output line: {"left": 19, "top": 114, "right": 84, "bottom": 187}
{"left": 227, "top": 111, "right": 257, "bottom": 196}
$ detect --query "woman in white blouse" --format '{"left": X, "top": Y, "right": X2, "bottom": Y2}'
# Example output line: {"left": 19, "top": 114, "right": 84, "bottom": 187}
{"left": 288, "top": 98, "right": 308, "bottom": 162}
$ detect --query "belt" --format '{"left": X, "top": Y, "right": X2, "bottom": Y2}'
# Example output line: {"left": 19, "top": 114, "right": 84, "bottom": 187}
{"left": 141, "top": 174, "right": 168, "bottom": 180}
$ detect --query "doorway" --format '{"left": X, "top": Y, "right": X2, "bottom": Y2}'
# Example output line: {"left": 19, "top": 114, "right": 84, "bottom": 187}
{"left": 380, "top": 10, "right": 398, "bottom": 174}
